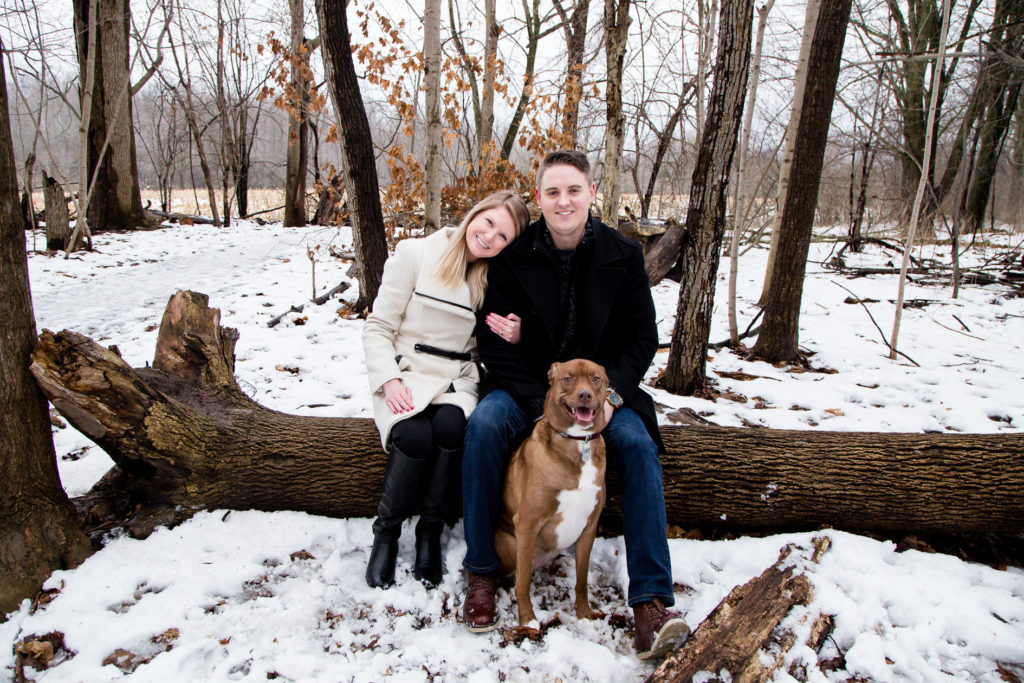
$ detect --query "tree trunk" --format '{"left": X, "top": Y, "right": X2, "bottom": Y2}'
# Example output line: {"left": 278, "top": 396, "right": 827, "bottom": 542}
{"left": 0, "top": 55, "right": 92, "bottom": 616}
{"left": 283, "top": 0, "right": 310, "bottom": 227}
{"left": 757, "top": 0, "right": 818, "bottom": 306}
{"left": 555, "top": 0, "right": 590, "bottom": 148}
{"left": 963, "top": 76, "right": 1023, "bottom": 235}
{"left": 71, "top": 0, "right": 148, "bottom": 231}
{"left": 478, "top": 0, "right": 497, "bottom": 156}
{"left": 43, "top": 174, "right": 71, "bottom": 251}
{"left": 422, "top": 0, "right": 442, "bottom": 233}
{"left": 22, "top": 154, "right": 38, "bottom": 234}
{"left": 894, "top": 0, "right": 981, "bottom": 213}
{"left": 889, "top": 0, "right": 951, "bottom": 362}
{"left": 728, "top": 0, "right": 773, "bottom": 344}
{"left": 316, "top": 0, "right": 389, "bottom": 311}
{"left": 235, "top": 105, "right": 251, "bottom": 219}
{"left": 216, "top": 0, "right": 232, "bottom": 228}
{"left": 31, "top": 291, "right": 1024, "bottom": 538}
{"left": 601, "top": 0, "right": 631, "bottom": 226}
{"left": 751, "top": 0, "right": 851, "bottom": 362}
{"left": 659, "top": 0, "right": 754, "bottom": 395}
{"left": 693, "top": 0, "right": 718, "bottom": 146}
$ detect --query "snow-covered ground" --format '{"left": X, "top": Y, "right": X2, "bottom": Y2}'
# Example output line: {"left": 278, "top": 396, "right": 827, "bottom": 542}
{"left": 3, "top": 220, "right": 1023, "bottom": 681}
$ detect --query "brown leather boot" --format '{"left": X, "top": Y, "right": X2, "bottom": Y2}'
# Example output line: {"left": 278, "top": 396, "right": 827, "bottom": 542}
{"left": 462, "top": 571, "right": 499, "bottom": 632}
{"left": 633, "top": 598, "right": 690, "bottom": 660}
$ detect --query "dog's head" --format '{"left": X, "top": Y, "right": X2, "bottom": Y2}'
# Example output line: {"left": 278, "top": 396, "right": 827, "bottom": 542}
{"left": 545, "top": 359, "right": 610, "bottom": 434}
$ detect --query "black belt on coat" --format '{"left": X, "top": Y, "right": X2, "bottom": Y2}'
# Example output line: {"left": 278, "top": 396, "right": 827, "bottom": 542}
{"left": 414, "top": 342, "right": 472, "bottom": 362}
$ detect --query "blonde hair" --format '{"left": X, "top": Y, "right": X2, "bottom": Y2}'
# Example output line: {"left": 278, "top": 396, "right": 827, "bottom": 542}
{"left": 435, "top": 191, "right": 530, "bottom": 308}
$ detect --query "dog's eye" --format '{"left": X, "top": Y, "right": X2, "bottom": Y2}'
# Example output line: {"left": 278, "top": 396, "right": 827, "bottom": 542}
{"left": 593, "top": 376, "right": 600, "bottom": 383}
{"left": 563, "top": 376, "right": 572, "bottom": 384}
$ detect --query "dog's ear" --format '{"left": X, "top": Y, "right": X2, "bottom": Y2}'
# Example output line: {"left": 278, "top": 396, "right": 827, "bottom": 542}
{"left": 547, "top": 362, "right": 561, "bottom": 385}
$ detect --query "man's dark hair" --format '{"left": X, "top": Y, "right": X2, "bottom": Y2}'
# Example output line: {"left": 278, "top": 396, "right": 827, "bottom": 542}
{"left": 537, "top": 149, "right": 591, "bottom": 186}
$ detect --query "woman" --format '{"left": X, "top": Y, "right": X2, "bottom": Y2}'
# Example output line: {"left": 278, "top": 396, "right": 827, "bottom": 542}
{"left": 362, "top": 190, "right": 529, "bottom": 589}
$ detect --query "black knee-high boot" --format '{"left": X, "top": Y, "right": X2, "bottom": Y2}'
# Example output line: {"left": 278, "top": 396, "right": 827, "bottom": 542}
{"left": 366, "top": 446, "right": 429, "bottom": 588}
{"left": 413, "top": 446, "right": 459, "bottom": 588}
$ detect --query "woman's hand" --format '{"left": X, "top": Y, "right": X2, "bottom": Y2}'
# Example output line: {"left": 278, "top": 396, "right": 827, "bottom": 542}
{"left": 486, "top": 312, "right": 522, "bottom": 344}
{"left": 382, "top": 378, "right": 414, "bottom": 414}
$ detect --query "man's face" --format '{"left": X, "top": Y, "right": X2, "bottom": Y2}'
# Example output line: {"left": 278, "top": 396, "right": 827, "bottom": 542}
{"left": 535, "top": 163, "right": 596, "bottom": 250}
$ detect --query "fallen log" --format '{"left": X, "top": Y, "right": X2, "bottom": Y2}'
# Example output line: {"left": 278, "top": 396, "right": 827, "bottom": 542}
{"left": 643, "top": 218, "right": 686, "bottom": 285}
{"left": 147, "top": 208, "right": 217, "bottom": 225}
{"left": 649, "top": 537, "right": 832, "bottom": 682}
{"left": 30, "top": 291, "right": 1024, "bottom": 537}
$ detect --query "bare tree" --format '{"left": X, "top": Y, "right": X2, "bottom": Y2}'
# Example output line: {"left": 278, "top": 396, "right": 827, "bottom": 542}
{"left": 316, "top": 0, "right": 388, "bottom": 310}
{"left": 284, "top": 0, "right": 311, "bottom": 226}
{"left": 884, "top": 0, "right": 982, "bottom": 217}
{"left": 694, "top": 0, "right": 719, "bottom": 145}
{"left": 0, "top": 45, "right": 92, "bottom": 615}
{"left": 757, "top": 0, "right": 819, "bottom": 306}
{"left": 71, "top": 0, "right": 149, "bottom": 231}
{"left": 660, "top": 0, "right": 754, "bottom": 395}
{"left": 479, "top": 0, "right": 497, "bottom": 156}
{"left": 890, "top": 0, "right": 951, "bottom": 361}
{"left": 601, "top": 0, "right": 631, "bottom": 224}
{"left": 957, "top": 0, "right": 1024, "bottom": 235}
{"left": 499, "top": 0, "right": 562, "bottom": 160}
{"left": 553, "top": 0, "right": 590, "bottom": 147}
{"left": 136, "top": 85, "right": 185, "bottom": 212}
{"left": 422, "top": 0, "right": 442, "bottom": 232}
{"left": 752, "top": 0, "right": 853, "bottom": 362}
{"left": 156, "top": 0, "right": 221, "bottom": 225}
{"left": 847, "top": 64, "right": 887, "bottom": 251}
{"left": 727, "top": 0, "right": 774, "bottom": 345}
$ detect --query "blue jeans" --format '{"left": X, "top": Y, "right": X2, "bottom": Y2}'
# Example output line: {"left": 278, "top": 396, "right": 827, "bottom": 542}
{"left": 462, "top": 389, "right": 674, "bottom": 607}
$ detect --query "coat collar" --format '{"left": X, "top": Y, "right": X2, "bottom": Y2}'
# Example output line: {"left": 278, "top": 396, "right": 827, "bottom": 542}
{"left": 509, "top": 215, "right": 632, "bottom": 353}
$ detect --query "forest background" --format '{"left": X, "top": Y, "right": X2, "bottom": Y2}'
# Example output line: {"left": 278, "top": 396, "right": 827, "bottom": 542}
{"left": 2, "top": 0, "right": 1024, "bottom": 676}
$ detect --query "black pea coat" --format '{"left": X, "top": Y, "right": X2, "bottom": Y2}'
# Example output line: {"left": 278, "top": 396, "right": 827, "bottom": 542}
{"left": 477, "top": 215, "right": 665, "bottom": 453}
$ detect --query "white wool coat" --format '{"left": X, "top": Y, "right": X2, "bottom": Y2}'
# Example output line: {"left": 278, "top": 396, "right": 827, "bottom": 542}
{"left": 363, "top": 228, "right": 481, "bottom": 448}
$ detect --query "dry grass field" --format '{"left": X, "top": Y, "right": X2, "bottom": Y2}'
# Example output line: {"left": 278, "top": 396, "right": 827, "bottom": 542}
{"left": 140, "top": 188, "right": 291, "bottom": 222}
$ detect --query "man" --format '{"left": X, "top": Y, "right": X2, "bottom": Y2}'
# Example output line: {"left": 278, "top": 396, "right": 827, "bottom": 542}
{"left": 461, "top": 150, "right": 689, "bottom": 659}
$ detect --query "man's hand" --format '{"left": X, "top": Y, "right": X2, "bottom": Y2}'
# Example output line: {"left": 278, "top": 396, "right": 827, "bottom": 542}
{"left": 382, "top": 378, "right": 414, "bottom": 414}
{"left": 603, "top": 399, "right": 615, "bottom": 426}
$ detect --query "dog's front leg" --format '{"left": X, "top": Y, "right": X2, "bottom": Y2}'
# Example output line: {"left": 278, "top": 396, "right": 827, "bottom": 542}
{"left": 512, "top": 514, "right": 542, "bottom": 629}
{"left": 573, "top": 517, "right": 602, "bottom": 620}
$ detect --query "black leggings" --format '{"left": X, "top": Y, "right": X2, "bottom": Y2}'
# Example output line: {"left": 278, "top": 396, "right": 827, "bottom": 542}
{"left": 390, "top": 404, "right": 466, "bottom": 459}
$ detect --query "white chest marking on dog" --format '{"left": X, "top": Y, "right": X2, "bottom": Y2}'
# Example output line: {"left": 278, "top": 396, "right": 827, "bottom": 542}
{"left": 553, "top": 459, "right": 601, "bottom": 549}
{"left": 578, "top": 440, "right": 591, "bottom": 462}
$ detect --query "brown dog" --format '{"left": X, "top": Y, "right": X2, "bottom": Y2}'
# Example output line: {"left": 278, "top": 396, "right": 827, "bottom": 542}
{"left": 495, "top": 358, "right": 609, "bottom": 630}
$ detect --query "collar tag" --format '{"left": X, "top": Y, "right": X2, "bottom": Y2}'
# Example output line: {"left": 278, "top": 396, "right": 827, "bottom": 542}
{"left": 579, "top": 440, "right": 592, "bottom": 462}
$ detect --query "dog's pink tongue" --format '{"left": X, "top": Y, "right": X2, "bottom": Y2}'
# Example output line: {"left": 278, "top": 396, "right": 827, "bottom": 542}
{"left": 574, "top": 406, "right": 595, "bottom": 424}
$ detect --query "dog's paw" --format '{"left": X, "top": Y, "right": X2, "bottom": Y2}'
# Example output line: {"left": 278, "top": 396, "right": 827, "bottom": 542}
{"left": 576, "top": 606, "right": 604, "bottom": 621}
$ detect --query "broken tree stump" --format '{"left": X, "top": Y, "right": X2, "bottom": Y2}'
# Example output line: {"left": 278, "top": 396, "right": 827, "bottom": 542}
{"left": 648, "top": 537, "right": 832, "bottom": 682}
{"left": 42, "top": 174, "right": 70, "bottom": 251}
{"left": 30, "top": 290, "right": 1024, "bottom": 537}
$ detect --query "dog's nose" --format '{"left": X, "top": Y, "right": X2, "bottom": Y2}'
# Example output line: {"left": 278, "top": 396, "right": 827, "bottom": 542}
{"left": 577, "top": 388, "right": 592, "bottom": 402}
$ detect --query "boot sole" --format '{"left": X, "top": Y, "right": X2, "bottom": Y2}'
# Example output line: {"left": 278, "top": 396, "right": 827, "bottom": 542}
{"left": 464, "top": 619, "right": 500, "bottom": 633}
{"left": 637, "top": 618, "right": 690, "bottom": 660}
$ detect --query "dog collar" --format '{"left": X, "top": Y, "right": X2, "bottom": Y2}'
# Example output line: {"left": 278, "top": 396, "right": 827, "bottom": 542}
{"left": 554, "top": 430, "right": 601, "bottom": 442}
{"left": 555, "top": 429, "right": 600, "bottom": 463}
